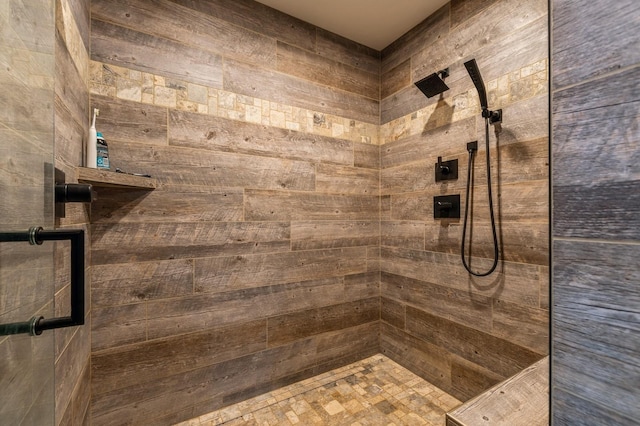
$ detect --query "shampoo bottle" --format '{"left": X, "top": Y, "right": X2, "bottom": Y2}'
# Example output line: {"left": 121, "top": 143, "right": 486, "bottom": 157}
{"left": 87, "top": 108, "right": 99, "bottom": 168}
{"left": 96, "top": 132, "right": 110, "bottom": 170}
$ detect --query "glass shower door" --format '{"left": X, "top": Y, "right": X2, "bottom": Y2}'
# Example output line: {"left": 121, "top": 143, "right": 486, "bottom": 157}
{"left": 0, "top": 0, "right": 56, "bottom": 423}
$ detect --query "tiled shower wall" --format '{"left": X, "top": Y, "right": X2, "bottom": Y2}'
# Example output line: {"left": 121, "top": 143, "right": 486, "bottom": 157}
{"left": 378, "top": 0, "right": 549, "bottom": 401}
{"left": 88, "top": 0, "right": 380, "bottom": 424}
{"left": 551, "top": 0, "right": 640, "bottom": 423}
{"left": 1, "top": 0, "right": 56, "bottom": 423}
{"left": 86, "top": 0, "right": 550, "bottom": 424}
{"left": 54, "top": 0, "right": 92, "bottom": 424}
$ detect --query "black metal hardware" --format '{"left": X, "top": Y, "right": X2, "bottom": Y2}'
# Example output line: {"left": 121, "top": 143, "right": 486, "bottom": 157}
{"left": 435, "top": 157, "right": 458, "bottom": 182}
{"left": 434, "top": 195, "right": 461, "bottom": 219}
{"left": 482, "top": 108, "right": 503, "bottom": 125}
{"left": 56, "top": 183, "right": 93, "bottom": 203}
{"left": 55, "top": 167, "right": 94, "bottom": 219}
{"left": 467, "top": 141, "right": 478, "bottom": 153}
{"left": 0, "top": 227, "right": 85, "bottom": 336}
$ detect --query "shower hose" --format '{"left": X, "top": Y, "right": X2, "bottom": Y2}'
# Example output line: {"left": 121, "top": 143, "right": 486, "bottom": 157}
{"left": 461, "top": 116, "right": 499, "bottom": 276}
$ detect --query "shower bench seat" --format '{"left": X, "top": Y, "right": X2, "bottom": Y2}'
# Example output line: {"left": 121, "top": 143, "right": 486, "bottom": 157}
{"left": 446, "top": 356, "right": 549, "bottom": 426}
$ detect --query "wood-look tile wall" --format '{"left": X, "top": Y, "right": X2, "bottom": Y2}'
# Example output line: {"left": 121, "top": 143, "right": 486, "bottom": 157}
{"left": 551, "top": 0, "right": 640, "bottom": 423}
{"left": 89, "top": 0, "right": 380, "bottom": 423}
{"left": 55, "top": 0, "right": 92, "bottom": 425}
{"left": 379, "top": 0, "right": 549, "bottom": 402}
{"left": 85, "top": 0, "right": 552, "bottom": 423}
{"left": 0, "top": 1, "right": 57, "bottom": 423}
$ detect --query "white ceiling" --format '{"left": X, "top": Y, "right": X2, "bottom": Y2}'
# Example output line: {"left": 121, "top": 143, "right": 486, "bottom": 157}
{"left": 254, "top": 0, "right": 449, "bottom": 51}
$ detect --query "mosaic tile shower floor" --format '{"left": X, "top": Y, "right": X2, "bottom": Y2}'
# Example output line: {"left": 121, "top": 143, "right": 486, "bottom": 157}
{"left": 176, "top": 354, "right": 462, "bottom": 426}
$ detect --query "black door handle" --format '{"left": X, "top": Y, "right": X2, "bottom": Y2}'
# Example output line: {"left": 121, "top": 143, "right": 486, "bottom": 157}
{"left": 0, "top": 227, "right": 85, "bottom": 336}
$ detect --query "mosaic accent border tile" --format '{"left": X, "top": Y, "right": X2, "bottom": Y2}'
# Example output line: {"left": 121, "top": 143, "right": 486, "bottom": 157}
{"left": 89, "top": 61, "right": 379, "bottom": 145}
{"left": 380, "top": 59, "right": 548, "bottom": 144}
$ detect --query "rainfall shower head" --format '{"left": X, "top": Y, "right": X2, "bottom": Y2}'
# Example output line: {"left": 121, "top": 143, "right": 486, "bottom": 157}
{"left": 464, "top": 59, "right": 488, "bottom": 110}
{"left": 414, "top": 68, "right": 449, "bottom": 98}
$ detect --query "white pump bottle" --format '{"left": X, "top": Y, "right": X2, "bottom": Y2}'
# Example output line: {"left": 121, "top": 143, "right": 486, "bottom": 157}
{"left": 87, "top": 108, "right": 99, "bottom": 168}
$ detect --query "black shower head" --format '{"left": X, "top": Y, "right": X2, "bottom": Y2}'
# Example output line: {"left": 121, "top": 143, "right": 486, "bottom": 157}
{"left": 464, "top": 59, "right": 488, "bottom": 110}
{"left": 414, "top": 69, "right": 450, "bottom": 98}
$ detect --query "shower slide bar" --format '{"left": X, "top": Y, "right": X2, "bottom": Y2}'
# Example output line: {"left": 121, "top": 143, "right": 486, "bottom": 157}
{"left": 0, "top": 227, "right": 85, "bottom": 336}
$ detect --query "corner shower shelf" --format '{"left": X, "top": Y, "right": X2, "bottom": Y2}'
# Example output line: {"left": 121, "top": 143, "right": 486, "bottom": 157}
{"left": 77, "top": 167, "right": 157, "bottom": 190}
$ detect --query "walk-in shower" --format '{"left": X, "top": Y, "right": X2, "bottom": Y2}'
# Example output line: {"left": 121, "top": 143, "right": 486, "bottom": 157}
{"left": 414, "top": 59, "right": 502, "bottom": 276}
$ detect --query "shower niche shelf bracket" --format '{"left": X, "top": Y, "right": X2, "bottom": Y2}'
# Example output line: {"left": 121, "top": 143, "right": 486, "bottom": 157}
{"left": 76, "top": 167, "right": 157, "bottom": 190}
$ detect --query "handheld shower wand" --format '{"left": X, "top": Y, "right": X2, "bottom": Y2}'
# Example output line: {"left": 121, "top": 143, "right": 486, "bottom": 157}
{"left": 461, "top": 59, "right": 501, "bottom": 277}
{"left": 464, "top": 59, "right": 502, "bottom": 123}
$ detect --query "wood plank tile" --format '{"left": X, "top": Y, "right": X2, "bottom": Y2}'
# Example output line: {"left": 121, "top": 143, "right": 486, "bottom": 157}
{"left": 381, "top": 296, "right": 405, "bottom": 329}
{"left": 367, "top": 246, "right": 381, "bottom": 273}
{"left": 91, "top": 352, "right": 264, "bottom": 425}
{"left": 553, "top": 66, "right": 639, "bottom": 188}
{"left": 554, "top": 181, "right": 640, "bottom": 240}
{"left": 244, "top": 190, "right": 379, "bottom": 221}
{"left": 380, "top": 83, "right": 432, "bottom": 124}
{"left": 316, "top": 28, "right": 380, "bottom": 75}
{"left": 90, "top": 95, "right": 168, "bottom": 145}
{"left": 390, "top": 179, "right": 548, "bottom": 223}
{"left": 313, "top": 322, "right": 380, "bottom": 367}
{"left": 170, "top": 0, "right": 316, "bottom": 53}
{"left": 553, "top": 240, "right": 640, "bottom": 365}
{"left": 277, "top": 41, "right": 378, "bottom": 100}
{"left": 55, "top": 31, "right": 88, "bottom": 134}
{"left": 494, "top": 95, "right": 549, "bottom": 145}
{"left": 91, "top": 320, "right": 267, "bottom": 395}
{"left": 381, "top": 58, "right": 411, "bottom": 100}
{"left": 344, "top": 272, "right": 380, "bottom": 301}
{"left": 168, "top": 109, "right": 354, "bottom": 165}
{"left": 380, "top": 322, "right": 452, "bottom": 392}
{"left": 380, "top": 247, "right": 543, "bottom": 308}
{"left": 223, "top": 59, "right": 379, "bottom": 124}
{"left": 450, "top": 356, "right": 504, "bottom": 401}
{"left": 450, "top": 0, "right": 499, "bottom": 30}
{"left": 193, "top": 247, "right": 367, "bottom": 294}
{"left": 91, "top": 259, "right": 193, "bottom": 307}
{"left": 411, "top": 0, "right": 547, "bottom": 87}
{"left": 267, "top": 298, "right": 379, "bottom": 347}
{"left": 553, "top": 388, "right": 636, "bottom": 426}
{"left": 552, "top": 0, "right": 640, "bottom": 89}
{"left": 406, "top": 306, "right": 542, "bottom": 379}
{"left": 381, "top": 4, "right": 449, "bottom": 73}
{"left": 92, "top": 323, "right": 379, "bottom": 425}
{"left": 554, "top": 341, "right": 640, "bottom": 421}
{"left": 91, "top": 19, "right": 223, "bottom": 88}
{"left": 381, "top": 117, "right": 476, "bottom": 168}
{"left": 381, "top": 271, "right": 493, "bottom": 333}
{"left": 62, "top": 0, "right": 90, "bottom": 49}
{"left": 315, "top": 163, "right": 379, "bottom": 195}
{"left": 353, "top": 142, "right": 380, "bottom": 169}
{"left": 134, "top": 145, "right": 316, "bottom": 191}
{"left": 492, "top": 299, "right": 549, "bottom": 355}
{"left": 90, "top": 187, "right": 244, "bottom": 224}
{"left": 380, "top": 221, "right": 424, "bottom": 250}
{"left": 92, "top": 0, "right": 275, "bottom": 68}
{"left": 291, "top": 220, "right": 379, "bottom": 250}
{"left": 55, "top": 318, "right": 91, "bottom": 426}
{"left": 91, "top": 303, "right": 147, "bottom": 351}
{"left": 146, "top": 277, "right": 347, "bottom": 340}
{"left": 54, "top": 97, "right": 85, "bottom": 179}
{"left": 91, "top": 221, "right": 290, "bottom": 264}
{"left": 425, "top": 221, "right": 549, "bottom": 266}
